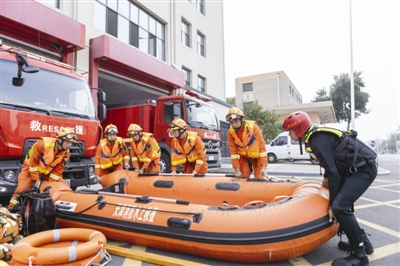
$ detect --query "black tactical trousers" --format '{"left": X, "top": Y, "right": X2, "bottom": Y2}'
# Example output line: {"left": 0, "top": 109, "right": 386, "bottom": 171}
{"left": 331, "top": 163, "right": 377, "bottom": 248}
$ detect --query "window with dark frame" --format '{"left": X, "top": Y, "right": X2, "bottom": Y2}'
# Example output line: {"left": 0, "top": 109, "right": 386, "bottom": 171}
{"left": 182, "top": 68, "right": 191, "bottom": 86}
{"left": 197, "top": 32, "right": 205, "bottom": 57}
{"left": 95, "top": 0, "right": 165, "bottom": 61}
{"left": 242, "top": 83, "right": 253, "bottom": 92}
{"left": 181, "top": 20, "right": 190, "bottom": 47}
{"left": 198, "top": 76, "right": 205, "bottom": 92}
{"left": 196, "top": 0, "right": 204, "bottom": 14}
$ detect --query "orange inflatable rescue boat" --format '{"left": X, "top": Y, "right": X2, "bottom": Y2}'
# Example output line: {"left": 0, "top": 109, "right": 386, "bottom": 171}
{"left": 38, "top": 170, "right": 338, "bottom": 263}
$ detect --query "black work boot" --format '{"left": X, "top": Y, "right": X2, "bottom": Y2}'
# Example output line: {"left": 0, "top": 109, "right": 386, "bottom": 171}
{"left": 338, "top": 229, "right": 374, "bottom": 254}
{"left": 332, "top": 245, "right": 369, "bottom": 266}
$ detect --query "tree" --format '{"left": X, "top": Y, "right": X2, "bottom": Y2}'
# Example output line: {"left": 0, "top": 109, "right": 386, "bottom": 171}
{"left": 312, "top": 87, "right": 331, "bottom": 102}
{"left": 312, "top": 71, "right": 370, "bottom": 130}
{"left": 242, "top": 101, "right": 281, "bottom": 143}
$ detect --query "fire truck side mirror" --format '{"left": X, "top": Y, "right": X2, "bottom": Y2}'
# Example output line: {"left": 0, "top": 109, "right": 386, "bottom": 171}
{"left": 97, "top": 89, "right": 106, "bottom": 102}
{"left": 98, "top": 103, "right": 106, "bottom": 122}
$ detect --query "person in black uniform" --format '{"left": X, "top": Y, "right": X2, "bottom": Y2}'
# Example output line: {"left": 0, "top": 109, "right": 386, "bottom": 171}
{"left": 282, "top": 111, "right": 377, "bottom": 266}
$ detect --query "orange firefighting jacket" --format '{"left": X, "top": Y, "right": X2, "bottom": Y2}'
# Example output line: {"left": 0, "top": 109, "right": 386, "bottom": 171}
{"left": 228, "top": 120, "right": 268, "bottom": 168}
{"left": 28, "top": 137, "right": 70, "bottom": 181}
{"left": 171, "top": 131, "right": 206, "bottom": 167}
{"left": 95, "top": 137, "right": 129, "bottom": 170}
{"left": 130, "top": 132, "right": 161, "bottom": 169}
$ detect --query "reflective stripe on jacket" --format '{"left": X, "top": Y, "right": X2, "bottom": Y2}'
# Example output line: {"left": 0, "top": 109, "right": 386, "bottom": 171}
{"left": 29, "top": 137, "right": 69, "bottom": 181}
{"left": 130, "top": 132, "right": 161, "bottom": 165}
{"left": 97, "top": 137, "right": 127, "bottom": 169}
{"left": 229, "top": 121, "right": 266, "bottom": 159}
{"left": 171, "top": 131, "right": 205, "bottom": 166}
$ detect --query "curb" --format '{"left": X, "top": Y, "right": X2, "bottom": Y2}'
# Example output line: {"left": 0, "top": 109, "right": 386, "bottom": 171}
{"left": 209, "top": 167, "right": 391, "bottom": 177}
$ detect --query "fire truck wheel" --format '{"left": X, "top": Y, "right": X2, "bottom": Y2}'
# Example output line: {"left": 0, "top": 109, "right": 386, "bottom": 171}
{"left": 160, "top": 153, "right": 171, "bottom": 173}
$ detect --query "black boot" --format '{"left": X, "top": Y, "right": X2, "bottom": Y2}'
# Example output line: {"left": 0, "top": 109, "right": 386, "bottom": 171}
{"left": 338, "top": 229, "right": 374, "bottom": 254}
{"left": 332, "top": 246, "right": 369, "bottom": 266}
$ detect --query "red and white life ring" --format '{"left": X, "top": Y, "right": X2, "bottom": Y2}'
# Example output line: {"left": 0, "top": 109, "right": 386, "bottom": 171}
{"left": 11, "top": 228, "right": 107, "bottom": 265}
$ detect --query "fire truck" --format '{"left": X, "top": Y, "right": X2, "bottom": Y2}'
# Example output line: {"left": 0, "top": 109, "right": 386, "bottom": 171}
{"left": 0, "top": 43, "right": 106, "bottom": 204}
{"left": 102, "top": 90, "right": 222, "bottom": 173}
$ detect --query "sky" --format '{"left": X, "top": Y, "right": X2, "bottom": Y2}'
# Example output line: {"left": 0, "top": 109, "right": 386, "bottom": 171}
{"left": 223, "top": 0, "right": 399, "bottom": 143}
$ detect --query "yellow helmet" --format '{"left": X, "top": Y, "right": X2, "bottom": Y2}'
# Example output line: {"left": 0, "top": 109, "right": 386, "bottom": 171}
{"left": 56, "top": 127, "right": 77, "bottom": 142}
{"left": 104, "top": 124, "right": 118, "bottom": 134}
{"left": 168, "top": 118, "right": 187, "bottom": 131}
{"left": 127, "top": 124, "right": 142, "bottom": 136}
{"left": 226, "top": 107, "right": 244, "bottom": 121}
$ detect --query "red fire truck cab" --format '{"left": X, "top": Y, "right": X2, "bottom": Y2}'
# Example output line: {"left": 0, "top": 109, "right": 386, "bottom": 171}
{"left": 0, "top": 43, "right": 106, "bottom": 205}
{"left": 102, "top": 90, "right": 222, "bottom": 172}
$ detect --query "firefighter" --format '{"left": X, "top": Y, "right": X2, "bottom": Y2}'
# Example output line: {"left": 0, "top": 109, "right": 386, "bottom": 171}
{"left": 95, "top": 124, "right": 129, "bottom": 183}
{"left": 226, "top": 107, "right": 268, "bottom": 180}
{"left": 8, "top": 127, "right": 77, "bottom": 210}
{"left": 168, "top": 118, "right": 208, "bottom": 175}
{"left": 282, "top": 111, "right": 377, "bottom": 266}
{"left": 124, "top": 124, "right": 161, "bottom": 174}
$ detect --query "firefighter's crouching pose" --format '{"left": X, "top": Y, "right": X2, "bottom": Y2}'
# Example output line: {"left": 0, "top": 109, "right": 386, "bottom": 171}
{"left": 226, "top": 107, "right": 268, "bottom": 180}
{"left": 168, "top": 118, "right": 208, "bottom": 175}
{"left": 283, "top": 111, "right": 377, "bottom": 266}
{"left": 124, "top": 123, "right": 161, "bottom": 174}
{"left": 95, "top": 124, "right": 129, "bottom": 184}
{"left": 8, "top": 127, "right": 77, "bottom": 210}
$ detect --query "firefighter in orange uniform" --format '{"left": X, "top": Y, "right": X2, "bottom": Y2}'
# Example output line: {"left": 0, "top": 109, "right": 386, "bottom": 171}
{"left": 168, "top": 118, "right": 208, "bottom": 175}
{"left": 124, "top": 124, "right": 161, "bottom": 174}
{"left": 95, "top": 124, "right": 129, "bottom": 183}
{"left": 226, "top": 107, "right": 269, "bottom": 180}
{"left": 8, "top": 127, "right": 77, "bottom": 210}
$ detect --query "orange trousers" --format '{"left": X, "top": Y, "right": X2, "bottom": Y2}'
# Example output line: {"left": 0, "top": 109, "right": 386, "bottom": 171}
{"left": 97, "top": 164, "right": 123, "bottom": 177}
{"left": 136, "top": 158, "right": 161, "bottom": 173}
{"left": 238, "top": 157, "right": 263, "bottom": 178}
{"left": 181, "top": 161, "right": 208, "bottom": 174}
{"left": 8, "top": 163, "right": 65, "bottom": 208}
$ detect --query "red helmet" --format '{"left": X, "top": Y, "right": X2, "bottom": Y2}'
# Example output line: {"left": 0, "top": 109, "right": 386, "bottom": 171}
{"left": 282, "top": 111, "right": 312, "bottom": 138}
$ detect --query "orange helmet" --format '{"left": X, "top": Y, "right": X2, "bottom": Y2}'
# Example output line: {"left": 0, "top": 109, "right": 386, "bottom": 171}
{"left": 104, "top": 124, "right": 118, "bottom": 134}
{"left": 56, "top": 127, "right": 77, "bottom": 142}
{"left": 226, "top": 107, "right": 244, "bottom": 121}
{"left": 127, "top": 124, "right": 142, "bottom": 136}
{"left": 282, "top": 111, "right": 312, "bottom": 138}
{"left": 168, "top": 118, "right": 187, "bottom": 131}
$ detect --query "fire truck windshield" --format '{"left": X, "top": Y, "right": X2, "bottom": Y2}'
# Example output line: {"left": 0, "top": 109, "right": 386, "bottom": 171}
{"left": 0, "top": 59, "right": 96, "bottom": 119}
{"left": 185, "top": 100, "right": 219, "bottom": 131}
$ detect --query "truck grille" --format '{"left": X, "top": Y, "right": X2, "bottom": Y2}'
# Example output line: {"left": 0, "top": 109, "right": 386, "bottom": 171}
{"left": 23, "top": 139, "right": 85, "bottom": 160}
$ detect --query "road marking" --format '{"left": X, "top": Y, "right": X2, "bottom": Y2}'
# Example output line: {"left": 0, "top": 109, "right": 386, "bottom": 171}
{"left": 357, "top": 218, "right": 400, "bottom": 238}
{"left": 106, "top": 244, "right": 211, "bottom": 266}
{"left": 289, "top": 256, "right": 313, "bottom": 265}
{"left": 316, "top": 242, "right": 400, "bottom": 266}
{"left": 122, "top": 245, "right": 146, "bottom": 266}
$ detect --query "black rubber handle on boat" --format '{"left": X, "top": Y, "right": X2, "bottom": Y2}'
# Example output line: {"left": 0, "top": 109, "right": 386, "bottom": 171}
{"left": 176, "top": 200, "right": 190, "bottom": 205}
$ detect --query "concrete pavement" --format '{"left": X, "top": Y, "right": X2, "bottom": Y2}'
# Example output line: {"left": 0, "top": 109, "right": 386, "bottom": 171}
{"left": 209, "top": 160, "right": 391, "bottom": 177}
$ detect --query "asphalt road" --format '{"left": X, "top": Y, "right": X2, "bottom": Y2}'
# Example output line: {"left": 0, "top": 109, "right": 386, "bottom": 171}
{"left": 94, "top": 154, "right": 400, "bottom": 266}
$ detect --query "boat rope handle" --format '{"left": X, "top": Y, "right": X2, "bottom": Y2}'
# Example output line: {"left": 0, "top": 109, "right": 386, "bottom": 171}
{"left": 217, "top": 202, "right": 240, "bottom": 210}
{"left": 243, "top": 200, "right": 267, "bottom": 208}
{"left": 272, "top": 195, "right": 292, "bottom": 203}
{"left": 86, "top": 244, "right": 113, "bottom": 266}
{"left": 29, "top": 256, "right": 33, "bottom": 266}
{"left": 288, "top": 176, "right": 302, "bottom": 182}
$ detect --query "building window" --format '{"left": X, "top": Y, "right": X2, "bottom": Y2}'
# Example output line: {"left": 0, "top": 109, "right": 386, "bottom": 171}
{"left": 182, "top": 67, "right": 191, "bottom": 86}
{"left": 198, "top": 76, "right": 206, "bottom": 92}
{"left": 181, "top": 20, "right": 190, "bottom": 47}
{"left": 243, "top": 83, "right": 253, "bottom": 92}
{"left": 95, "top": 0, "right": 165, "bottom": 61}
{"left": 37, "top": 0, "right": 60, "bottom": 8}
{"left": 196, "top": 0, "right": 204, "bottom": 14}
{"left": 197, "top": 32, "right": 205, "bottom": 57}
